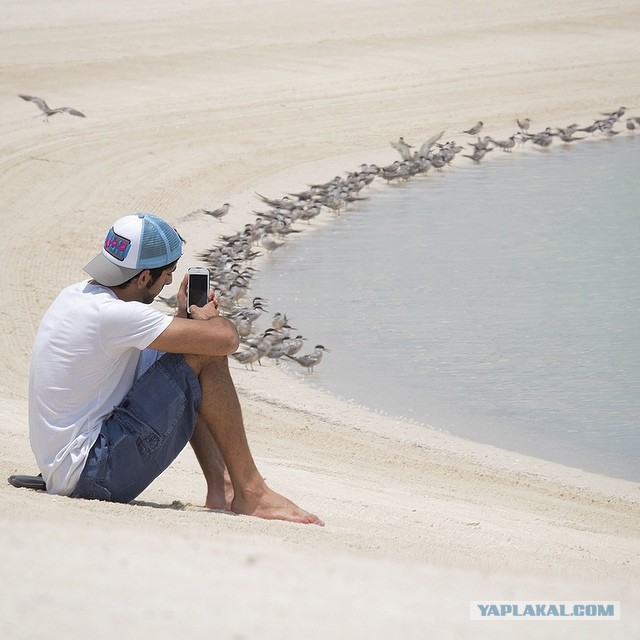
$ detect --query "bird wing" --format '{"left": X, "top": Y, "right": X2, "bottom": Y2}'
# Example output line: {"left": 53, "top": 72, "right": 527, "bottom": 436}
{"left": 19, "top": 94, "right": 50, "bottom": 112}
{"left": 204, "top": 204, "right": 229, "bottom": 218}
{"left": 60, "top": 107, "right": 86, "bottom": 118}
{"left": 389, "top": 141, "right": 412, "bottom": 161}
{"left": 418, "top": 130, "right": 445, "bottom": 157}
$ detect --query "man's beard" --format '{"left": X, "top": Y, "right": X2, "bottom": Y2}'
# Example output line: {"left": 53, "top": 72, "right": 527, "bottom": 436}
{"left": 141, "top": 285, "right": 157, "bottom": 305}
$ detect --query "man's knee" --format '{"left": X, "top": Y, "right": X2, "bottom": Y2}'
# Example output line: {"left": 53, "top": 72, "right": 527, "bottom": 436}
{"left": 184, "top": 353, "right": 230, "bottom": 377}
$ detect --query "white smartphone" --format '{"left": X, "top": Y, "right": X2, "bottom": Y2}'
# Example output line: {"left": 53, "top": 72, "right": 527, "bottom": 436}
{"left": 187, "top": 267, "right": 210, "bottom": 317}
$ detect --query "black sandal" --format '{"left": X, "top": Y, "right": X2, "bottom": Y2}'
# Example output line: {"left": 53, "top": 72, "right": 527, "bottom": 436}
{"left": 8, "top": 474, "right": 47, "bottom": 491}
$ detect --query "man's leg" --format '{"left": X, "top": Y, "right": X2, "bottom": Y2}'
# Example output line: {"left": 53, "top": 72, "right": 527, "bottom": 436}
{"left": 185, "top": 354, "right": 324, "bottom": 526}
{"left": 190, "top": 416, "right": 233, "bottom": 510}
{"left": 72, "top": 352, "right": 201, "bottom": 504}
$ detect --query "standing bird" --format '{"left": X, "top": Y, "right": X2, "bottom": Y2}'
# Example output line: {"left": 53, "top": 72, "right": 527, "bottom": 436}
{"left": 530, "top": 129, "right": 554, "bottom": 147}
{"left": 284, "top": 335, "right": 307, "bottom": 357}
{"left": 271, "top": 312, "right": 289, "bottom": 330}
{"left": 462, "top": 121, "right": 483, "bottom": 136}
{"left": 487, "top": 135, "right": 516, "bottom": 152}
{"left": 517, "top": 118, "right": 531, "bottom": 133}
{"left": 285, "top": 345, "right": 329, "bottom": 372}
{"left": 230, "top": 297, "right": 267, "bottom": 326}
{"left": 266, "top": 340, "right": 289, "bottom": 365}
{"left": 259, "top": 232, "right": 285, "bottom": 253}
{"left": 250, "top": 328, "right": 281, "bottom": 364}
{"left": 234, "top": 315, "right": 254, "bottom": 340}
{"left": 19, "top": 94, "right": 86, "bottom": 122}
{"left": 231, "top": 346, "right": 261, "bottom": 371}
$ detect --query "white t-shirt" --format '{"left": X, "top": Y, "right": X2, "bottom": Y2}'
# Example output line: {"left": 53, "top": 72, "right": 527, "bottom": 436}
{"left": 28, "top": 281, "right": 173, "bottom": 496}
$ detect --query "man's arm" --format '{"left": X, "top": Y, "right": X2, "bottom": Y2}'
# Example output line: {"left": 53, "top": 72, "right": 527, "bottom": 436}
{"left": 149, "top": 315, "right": 239, "bottom": 356}
{"left": 148, "top": 273, "right": 239, "bottom": 356}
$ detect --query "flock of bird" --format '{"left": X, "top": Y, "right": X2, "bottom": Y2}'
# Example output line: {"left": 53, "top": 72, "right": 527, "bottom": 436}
{"left": 177, "top": 160, "right": 398, "bottom": 372}
{"left": 19, "top": 96, "right": 638, "bottom": 374}
{"left": 177, "top": 105, "right": 638, "bottom": 374}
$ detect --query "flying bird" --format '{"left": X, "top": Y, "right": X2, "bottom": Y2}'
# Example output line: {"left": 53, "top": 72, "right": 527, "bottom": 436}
{"left": 19, "top": 94, "right": 86, "bottom": 122}
{"left": 463, "top": 147, "right": 493, "bottom": 163}
{"left": 194, "top": 203, "right": 230, "bottom": 221}
{"left": 462, "top": 121, "right": 483, "bottom": 136}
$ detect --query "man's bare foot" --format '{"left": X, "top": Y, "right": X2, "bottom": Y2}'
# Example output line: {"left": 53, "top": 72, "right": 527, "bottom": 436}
{"left": 231, "top": 484, "right": 324, "bottom": 526}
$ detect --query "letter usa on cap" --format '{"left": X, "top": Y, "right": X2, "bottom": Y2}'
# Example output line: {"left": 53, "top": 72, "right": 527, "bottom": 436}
{"left": 104, "top": 227, "right": 131, "bottom": 262}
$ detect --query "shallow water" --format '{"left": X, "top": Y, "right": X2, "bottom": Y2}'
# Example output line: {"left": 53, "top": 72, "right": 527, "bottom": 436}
{"left": 252, "top": 134, "right": 640, "bottom": 482}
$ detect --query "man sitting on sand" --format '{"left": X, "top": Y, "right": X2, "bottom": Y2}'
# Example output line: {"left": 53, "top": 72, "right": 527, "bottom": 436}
{"left": 28, "top": 212, "right": 323, "bottom": 525}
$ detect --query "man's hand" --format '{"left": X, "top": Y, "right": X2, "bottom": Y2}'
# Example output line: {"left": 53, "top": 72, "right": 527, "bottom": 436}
{"left": 176, "top": 273, "right": 219, "bottom": 320}
{"left": 189, "top": 299, "right": 219, "bottom": 320}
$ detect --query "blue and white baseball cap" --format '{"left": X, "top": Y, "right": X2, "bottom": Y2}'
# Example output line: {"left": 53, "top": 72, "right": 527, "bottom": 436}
{"left": 84, "top": 213, "right": 183, "bottom": 286}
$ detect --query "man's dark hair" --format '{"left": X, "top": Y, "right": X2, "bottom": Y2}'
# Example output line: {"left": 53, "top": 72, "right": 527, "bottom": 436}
{"left": 114, "top": 260, "right": 178, "bottom": 290}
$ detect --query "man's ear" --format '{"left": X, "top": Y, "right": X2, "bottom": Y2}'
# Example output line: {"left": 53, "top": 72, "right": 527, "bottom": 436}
{"left": 136, "top": 270, "right": 152, "bottom": 288}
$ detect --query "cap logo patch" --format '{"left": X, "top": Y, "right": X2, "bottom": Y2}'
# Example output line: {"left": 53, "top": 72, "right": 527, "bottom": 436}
{"left": 104, "top": 227, "right": 131, "bottom": 262}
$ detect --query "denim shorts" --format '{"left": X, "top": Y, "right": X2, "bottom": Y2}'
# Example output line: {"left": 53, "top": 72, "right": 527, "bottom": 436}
{"left": 71, "top": 352, "right": 201, "bottom": 503}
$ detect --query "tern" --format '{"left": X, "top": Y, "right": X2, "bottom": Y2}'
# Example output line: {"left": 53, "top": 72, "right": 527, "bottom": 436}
{"left": 286, "top": 345, "right": 329, "bottom": 372}
{"left": 194, "top": 203, "right": 230, "bottom": 221}
{"left": 418, "top": 130, "right": 445, "bottom": 157}
{"left": 554, "top": 128, "right": 585, "bottom": 143}
{"left": 259, "top": 232, "right": 285, "bottom": 253}
{"left": 266, "top": 341, "right": 289, "bottom": 364}
{"left": 284, "top": 335, "right": 306, "bottom": 356}
{"left": 601, "top": 107, "right": 626, "bottom": 119}
{"left": 530, "top": 128, "right": 554, "bottom": 147}
{"left": 487, "top": 136, "right": 516, "bottom": 152}
{"left": 390, "top": 137, "right": 414, "bottom": 161}
{"left": 230, "top": 297, "right": 267, "bottom": 324}
{"left": 251, "top": 329, "right": 281, "bottom": 363}
{"left": 231, "top": 346, "right": 261, "bottom": 371}
{"left": 462, "top": 121, "right": 483, "bottom": 136}
{"left": 272, "top": 312, "right": 289, "bottom": 330}
{"left": 463, "top": 147, "right": 492, "bottom": 163}
{"left": 19, "top": 94, "right": 86, "bottom": 121}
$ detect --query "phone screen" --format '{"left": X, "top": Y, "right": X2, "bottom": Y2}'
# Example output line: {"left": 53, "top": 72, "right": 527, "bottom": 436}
{"left": 188, "top": 273, "right": 209, "bottom": 310}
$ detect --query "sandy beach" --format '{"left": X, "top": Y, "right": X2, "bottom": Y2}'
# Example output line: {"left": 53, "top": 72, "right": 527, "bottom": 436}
{"left": 1, "top": 1, "right": 639, "bottom": 638}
